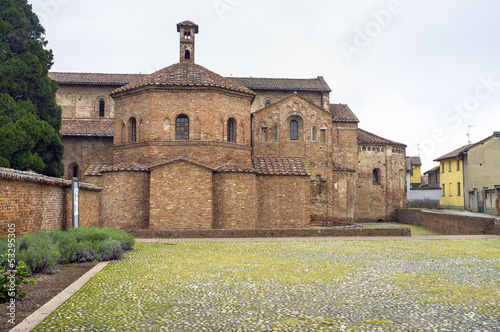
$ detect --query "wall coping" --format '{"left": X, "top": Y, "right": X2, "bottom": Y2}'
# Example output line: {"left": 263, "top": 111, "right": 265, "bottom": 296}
{"left": 0, "top": 167, "right": 102, "bottom": 191}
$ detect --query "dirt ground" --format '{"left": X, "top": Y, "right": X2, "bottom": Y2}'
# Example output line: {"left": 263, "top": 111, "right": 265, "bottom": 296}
{"left": 0, "top": 262, "right": 95, "bottom": 332}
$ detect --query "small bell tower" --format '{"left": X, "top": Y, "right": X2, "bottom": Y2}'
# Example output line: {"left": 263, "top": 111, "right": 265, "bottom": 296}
{"left": 177, "top": 21, "right": 199, "bottom": 64}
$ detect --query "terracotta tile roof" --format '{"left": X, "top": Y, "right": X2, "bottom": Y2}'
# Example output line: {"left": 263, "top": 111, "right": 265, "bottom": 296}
{"left": 434, "top": 144, "right": 473, "bottom": 162}
{"left": 330, "top": 104, "right": 359, "bottom": 123}
{"left": 61, "top": 119, "right": 114, "bottom": 137}
{"left": 406, "top": 156, "right": 422, "bottom": 166}
{"left": 251, "top": 157, "right": 310, "bottom": 176}
{"left": 0, "top": 167, "right": 101, "bottom": 190}
{"left": 49, "top": 72, "right": 145, "bottom": 86}
{"left": 84, "top": 163, "right": 112, "bottom": 176}
{"left": 177, "top": 20, "right": 199, "bottom": 33}
{"left": 112, "top": 63, "right": 255, "bottom": 95}
{"left": 148, "top": 158, "right": 214, "bottom": 171}
{"left": 230, "top": 76, "right": 331, "bottom": 92}
{"left": 358, "top": 129, "right": 406, "bottom": 147}
{"left": 101, "top": 162, "right": 149, "bottom": 173}
{"left": 215, "top": 163, "right": 256, "bottom": 173}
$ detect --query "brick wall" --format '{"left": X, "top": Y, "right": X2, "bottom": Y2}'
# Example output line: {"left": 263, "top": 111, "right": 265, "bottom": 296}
{"left": 213, "top": 172, "right": 257, "bottom": 229}
{"left": 0, "top": 168, "right": 102, "bottom": 237}
{"left": 101, "top": 170, "right": 149, "bottom": 229}
{"left": 395, "top": 209, "right": 500, "bottom": 235}
{"left": 257, "top": 175, "right": 310, "bottom": 228}
{"left": 57, "top": 85, "right": 117, "bottom": 119}
{"left": 62, "top": 136, "right": 113, "bottom": 181}
{"left": 149, "top": 160, "right": 213, "bottom": 229}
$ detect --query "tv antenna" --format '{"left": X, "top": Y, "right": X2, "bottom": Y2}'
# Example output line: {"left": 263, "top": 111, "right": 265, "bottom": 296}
{"left": 467, "top": 125, "right": 475, "bottom": 144}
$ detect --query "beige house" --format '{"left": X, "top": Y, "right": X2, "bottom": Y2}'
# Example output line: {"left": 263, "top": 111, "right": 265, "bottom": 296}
{"left": 463, "top": 131, "right": 500, "bottom": 215}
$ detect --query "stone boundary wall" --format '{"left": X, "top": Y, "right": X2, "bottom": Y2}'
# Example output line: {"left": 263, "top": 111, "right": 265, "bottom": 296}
{"left": 395, "top": 209, "right": 500, "bottom": 235}
{"left": 0, "top": 168, "right": 102, "bottom": 237}
{"left": 408, "top": 188, "right": 441, "bottom": 208}
{"left": 125, "top": 227, "right": 411, "bottom": 239}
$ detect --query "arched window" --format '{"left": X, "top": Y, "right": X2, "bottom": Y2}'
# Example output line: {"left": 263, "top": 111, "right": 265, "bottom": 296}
{"left": 290, "top": 120, "right": 299, "bottom": 140}
{"left": 312, "top": 126, "right": 318, "bottom": 141}
{"left": 129, "top": 117, "right": 137, "bottom": 143}
{"left": 272, "top": 125, "right": 278, "bottom": 141}
{"left": 185, "top": 50, "right": 191, "bottom": 60}
{"left": 373, "top": 169, "right": 379, "bottom": 184}
{"left": 176, "top": 114, "right": 189, "bottom": 140}
{"left": 99, "top": 100, "right": 105, "bottom": 117}
{"left": 69, "top": 163, "right": 79, "bottom": 179}
{"left": 227, "top": 118, "right": 236, "bottom": 142}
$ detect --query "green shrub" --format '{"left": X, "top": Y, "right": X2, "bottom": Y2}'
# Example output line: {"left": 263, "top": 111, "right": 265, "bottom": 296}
{"left": 17, "top": 232, "right": 60, "bottom": 274}
{"left": 97, "top": 239, "right": 123, "bottom": 261}
{"left": 0, "top": 260, "right": 35, "bottom": 303}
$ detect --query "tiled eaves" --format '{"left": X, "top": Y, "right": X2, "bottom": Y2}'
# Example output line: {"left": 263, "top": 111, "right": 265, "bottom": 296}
{"left": 101, "top": 162, "right": 150, "bottom": 173}
{"left": 84, "top": 163, "right": 112, "bottom": 176}
{"left": 358, "top": 128, "right": 406, "bottom": 148}
{"left": 61, "top": 119, "right": 114, "bottom": 137}
{"left": 252, "top": 157, "right": 311, "bottom": 176}
{"left": 0, "top": 167, "right": 101, "bottom": 190}
{"left": 215, "top": 163, "right": 256, "bottom": 173}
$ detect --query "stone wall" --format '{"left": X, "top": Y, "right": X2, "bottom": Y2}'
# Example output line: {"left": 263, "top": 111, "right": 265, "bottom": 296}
{"left": 0, "top": 168, "right": 102, "bottom": 237}
{"left": 395, "top": 209, "right": 500, "bottom": 235}
{"left": 408, "top": 189, "right": 441, "bottom": 208}
{"left": 257, "top": 174, "right": 310, "bottom": 228}
{"left": 62, "top": 136, "right": 113, "bottom": 181}
{"left": 213, "top": 172, "right": 257, "bottom": 229}
{"left": 149, "top": 160, "right": 213, "bottom": 229}
{"left": 56, "top": 85, "right": 118, "bottom": 119}
{"left": 101, "top": 170, "right": 150, "bottom": 229}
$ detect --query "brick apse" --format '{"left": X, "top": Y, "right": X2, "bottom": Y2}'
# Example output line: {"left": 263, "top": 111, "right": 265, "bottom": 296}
{"left": 50, "top": 21, "right": 407, "bottom": 230}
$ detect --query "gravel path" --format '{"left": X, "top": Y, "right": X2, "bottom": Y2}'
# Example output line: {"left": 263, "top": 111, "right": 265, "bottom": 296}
{"left": 33, "top": 239, "right": 500, "bottom": 331}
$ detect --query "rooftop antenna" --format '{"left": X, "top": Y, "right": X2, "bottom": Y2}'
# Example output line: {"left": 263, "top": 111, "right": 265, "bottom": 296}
{"left": 467, "top": 125, "right": 475, "bottom": 144}
{"left": 417, "top": 143, "right": 421, "bottom": 157}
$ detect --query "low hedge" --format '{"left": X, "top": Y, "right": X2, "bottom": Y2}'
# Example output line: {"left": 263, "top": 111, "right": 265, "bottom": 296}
{"left": 0, "top": 228, "right": 135, "bottom": 275}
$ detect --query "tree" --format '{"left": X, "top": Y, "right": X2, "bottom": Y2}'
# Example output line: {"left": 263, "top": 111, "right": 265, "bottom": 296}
{"left": 0, "top": 0, "right": 64, "bottom": 177}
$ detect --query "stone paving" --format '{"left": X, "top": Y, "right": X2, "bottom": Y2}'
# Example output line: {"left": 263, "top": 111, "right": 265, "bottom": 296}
{"left": 32, "top": 238, "right": 500, "bottom": 331}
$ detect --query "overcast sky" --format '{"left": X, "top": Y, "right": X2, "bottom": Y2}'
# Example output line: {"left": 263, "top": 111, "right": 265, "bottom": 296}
{"left": 28, "top": 0, "right": 500, "bottom": 173}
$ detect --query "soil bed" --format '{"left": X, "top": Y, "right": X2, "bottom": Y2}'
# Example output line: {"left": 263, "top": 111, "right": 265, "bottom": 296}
{"left": 0, "top": 262, "right": 95, "bottom": 332}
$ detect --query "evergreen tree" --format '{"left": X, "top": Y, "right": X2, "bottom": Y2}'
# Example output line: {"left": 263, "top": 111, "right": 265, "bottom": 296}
{"left": 0, "top": 0, "right": 64, "bottom": 177}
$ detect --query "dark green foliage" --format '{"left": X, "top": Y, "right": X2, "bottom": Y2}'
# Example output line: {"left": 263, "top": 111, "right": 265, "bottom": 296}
{"left": 0, "top": 259, "right": 35, "bottom": 303}
{"left": 0, "top": 228, "right": 135, "bottom": 275}
{"left": 0, "top": 0, "right": 64, "bottom": 176}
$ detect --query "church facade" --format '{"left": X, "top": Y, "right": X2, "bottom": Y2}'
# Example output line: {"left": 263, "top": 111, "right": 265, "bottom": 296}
{"left": 50, "top": 21, "right": 407, "bottom": 230}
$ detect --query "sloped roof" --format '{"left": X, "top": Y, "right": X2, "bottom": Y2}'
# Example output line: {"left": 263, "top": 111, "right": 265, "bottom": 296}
{"left": 229, "top": 76, "right": 331, "bottom": 92}
{"left": 434, "top": 144, "right": 472, "bottom": 162}
{"left": 251, "top": 157, "right": 310, "bottom": 176}
{"left": 49, "top": 72, "right": 145, "bottom": 86}
{"left": 424, "top": 165, "right": 440, "bottom": 174}
{"left": 177, "top": 20, "right": 199, "bottom": 33}
{"left": 101, "top": 162, "right": 149, "bottom": 173}
{"left": 330, "top": 104, "right": 359, "bottom": 123}
{"left": 112, "top": 63, "right": 255, "bottom": 95}
{"left": 358, "top": 129, "right": 406, "bottom": 147}
{"left": 215, "top": 162, "right": 256, "bottom": 173}
{"left": 84, "top": 163, "right": 112, "bottom": 176}
{"left": 406, "top": 156, "right": 422, "bottom": 166}
{"left": 61, "top": 119, "right": 114, "bottom": 137}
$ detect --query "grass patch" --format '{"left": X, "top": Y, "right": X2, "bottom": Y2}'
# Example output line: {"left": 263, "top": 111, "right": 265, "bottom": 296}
{"left": 361, "top": 222, "right": 440, "bottom": 236}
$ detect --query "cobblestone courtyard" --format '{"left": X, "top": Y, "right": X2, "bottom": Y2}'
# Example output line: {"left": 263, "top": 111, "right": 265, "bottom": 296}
{"left": 35, "top": 239, "right": 500, "bottom": 331}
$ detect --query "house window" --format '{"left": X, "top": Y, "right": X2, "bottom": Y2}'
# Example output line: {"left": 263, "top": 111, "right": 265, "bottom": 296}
{"left": 290, "top": 120, "right": 298, "bottom": 140}
{"left": 261, "top": 127, "right": 267, "bottom": 142}
{"left": 69, "top": 163, "right": 79, "bottom": 179}
{"left": 129, "top": 117, "right": 137, "bottom": 143}
{"left": 441, "top": 163, "right": 445, "bottom": 173}
{"left": 227, "top": 118, "right": 236, "bottom": 142}
{"left": 373, "top": 169, "right": 379, "bottom": 184}
{"left": 457, "top": 182, "right": 461, "bottom": 196}
{"left": 185, "top": 50, "right": 191, "bottom": 60}
{"left": 272, "top": 125, "right": 278, "bottom": 141}
{"left": 457, "top": 160, "right": 460, "bottom": 171}
{"left": 449, "top": 162, "right": 452, "bottom": 172}
{"left": 449, "top": 183, "right": 452, "bottom": 196}
{"left": 320, "top": 129, "right": 326, "bottom": 144}
{"left": 175, "top": 114, "right": 189, "bottom": 140}
{"left": 99, "top": 100, "right": 105, "bottom": 117}
{"left": 442, "top": 184, "right": 446, "bottom": 196}
{"left": 312, "top": 126, "right": 318, "bottom": 141}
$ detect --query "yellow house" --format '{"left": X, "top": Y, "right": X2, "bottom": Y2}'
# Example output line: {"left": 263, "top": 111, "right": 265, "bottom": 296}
{"left": 407, "top": 156, "right": 422, "bottom": 188}
{"left": 434, "top": 144, "right": 472, "bottom": 209}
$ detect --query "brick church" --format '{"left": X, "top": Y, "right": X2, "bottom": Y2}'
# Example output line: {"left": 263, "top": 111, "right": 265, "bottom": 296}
{"left": 49, "top": 21, "right": 407, "bottom": 230}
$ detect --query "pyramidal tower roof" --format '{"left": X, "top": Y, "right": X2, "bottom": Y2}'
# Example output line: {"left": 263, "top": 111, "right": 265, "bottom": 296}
{"left": 112, "top": 21, "right": 255, "bottom": 96}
